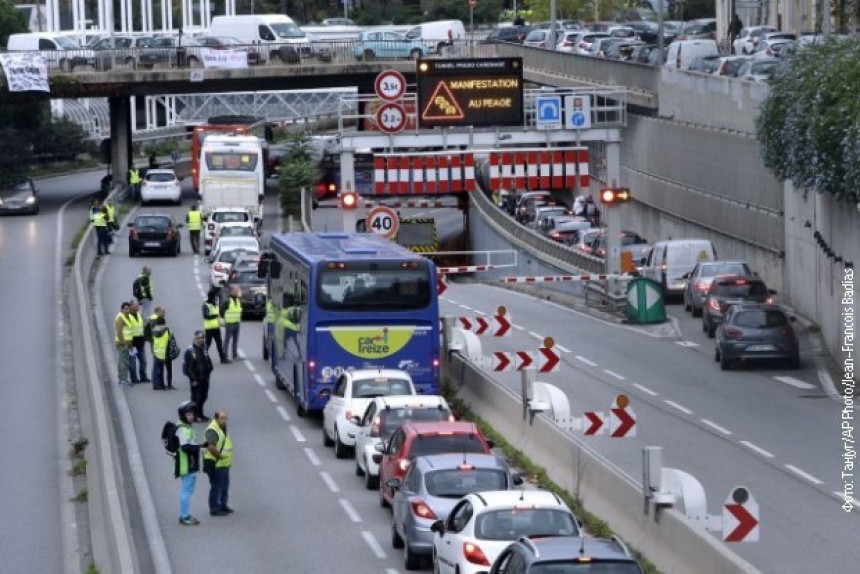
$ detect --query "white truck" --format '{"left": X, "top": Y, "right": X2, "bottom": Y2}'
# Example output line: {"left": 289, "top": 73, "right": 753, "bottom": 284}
{"left": 198, "top": 134, "right": 265, "bottom": 226}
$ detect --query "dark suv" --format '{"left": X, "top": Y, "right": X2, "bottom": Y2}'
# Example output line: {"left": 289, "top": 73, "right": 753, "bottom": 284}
{"left": 702, "top": 275, "right": 774, "bottom": 337}
{"left": 490, "top": 535, "right": 644, "bottom": 573}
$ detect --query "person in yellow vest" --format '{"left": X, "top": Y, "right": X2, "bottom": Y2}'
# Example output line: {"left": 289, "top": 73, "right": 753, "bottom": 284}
{"left": 128, "top": 299, "right": 148, "bottom": 385}
{"left": 186, "top": 204, "right": 203, "bottom": 254}
{"left": 129, "top": 166, "right": 141, "bottom": 202}
{"left": 202, "top": 288, "right": 229, "bottom": 363}
{"left": 93, "top": 206, "right": 111, "bottom": 256}
{"left": 175, "top": 400, "right": 203, "bottom": 526}
{"left": 203, "top": 411, "right": 234, "bottom": 516}
{"left": 104, "top": 198, "right": 117, "bottom": 231}
{"left": 280, "top": 293, "right": 301, "bottom": 358}
{"left": 221, "top": 286, "right": 243, "bottom": 362}
{"left": 114, "top": 301, "right": 133, "bottom": 387}
{"left": 151, "top": 317, "right": 176, "bottom": 391}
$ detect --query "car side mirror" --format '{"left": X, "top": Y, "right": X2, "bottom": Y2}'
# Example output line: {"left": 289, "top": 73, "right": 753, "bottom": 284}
{"left": 513, "top": 474, "right": 524, "bottom": 486}
{"left": 789, "top": 316, "right": 797, "bottom": 322}
{"left": 349, "top": 415, "right": 361, "bottom": 425}
{"left": 681, "top": 272, "right": 690, "bottom": 279}
{"left": 486, "top": 439, "right": 495, "bottom": 450}
{"left": 374, "top": 442, "right": 386, "bottom": 453}
{"left": 430, "top": 520, "right": 445, "bottom": 535}
{"left": 386, "top": 477, "right": 401, "bottom": 490}
{"left": 768, "top": 289, "right": 777, "bottom": 295}
{"left": 126, "top": 222, "right": 133, "bottom": 227}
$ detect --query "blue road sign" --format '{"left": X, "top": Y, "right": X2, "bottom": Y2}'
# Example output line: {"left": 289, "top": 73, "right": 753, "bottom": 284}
{"left": 572, "top": 112, "right": 586, "bottom": 127}
{"left": 535, "top": 95, "right": 562, "bottom": 130}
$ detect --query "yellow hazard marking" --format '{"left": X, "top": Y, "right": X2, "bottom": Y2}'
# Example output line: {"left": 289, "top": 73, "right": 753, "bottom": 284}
{"left": 422, "top": 82, "right": 465, "bottom": 120}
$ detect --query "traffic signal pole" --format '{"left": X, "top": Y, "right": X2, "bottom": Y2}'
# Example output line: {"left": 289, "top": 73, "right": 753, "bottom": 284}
{"left": 340, "top": 149, "right": 357, "bottom": 232}
{"left": 605, "top": 141, "right": 622, "bottom": 275}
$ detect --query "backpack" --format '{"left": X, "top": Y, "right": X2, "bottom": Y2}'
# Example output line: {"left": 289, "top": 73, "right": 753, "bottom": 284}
{"left": 167, "top": 333, "right": 181, "bottom": 362}
{"left": 161, "top": 421, "right": 179, "bottom": 456}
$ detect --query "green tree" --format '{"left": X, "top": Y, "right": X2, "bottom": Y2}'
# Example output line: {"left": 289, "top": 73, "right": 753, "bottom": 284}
{"left": 526, "top": 0, "right": 599, "bottom": 21}
{"left": 277, "top": 132, "right": 320, "bottom": 217}
{"left": 756, "top": 37, "right": 860, "bottom": 203}
{"left": 422, "top": 0, "right": 505, "bottom": 25}
{"left": 0, "top": 0, "right": 27, "bottom": 46}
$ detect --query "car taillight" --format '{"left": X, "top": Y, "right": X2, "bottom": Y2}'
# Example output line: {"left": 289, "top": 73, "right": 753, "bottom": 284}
{"left": 130, "top": 228, "right": 138, "bottom": 239}
{"left": 208, "top": 223, "right": 216, "bottom": 230}
{"left": 370, "top": 416, "right": 381, "bottom": 436}
{"left": 166, "top": 228, "right": 174, "bottom": 239}
{"left": 781, "top": 326, "right": 795, "bottom": 339}
{"left": 398, "top": 459, "right": 410, "bottom": 472}
{"left": 344, "top": 408, "right": 352, "bottom": 421}
{"left": 463, "top": 542, "right": 490, "bottom": 566}
{"left": 410, "top": 499, "right": 437, "bottom": 520}
{"left": 550, "top": 232, "right": 561, "bottom": 239}
{"left": 214, "top": 263, "right": 223, "bottom": 272}
{"left": 562, "top": 41, "right": 572, "bottom": 47}
{"left": 694, "top": 280, "right": 709, "bottom": 292}
{"left": 578, "top": 42, "right": 587, "bottom": 49}
{"left": 708, "top": 298, "right": 721, "bottom": 311}
{"left": 724, "top": 328, "right": 743, "bottom": 339}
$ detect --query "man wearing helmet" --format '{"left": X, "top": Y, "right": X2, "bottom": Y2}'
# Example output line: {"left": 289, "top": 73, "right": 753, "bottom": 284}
{"left": 175, "top": 401, "right": 205, "bottom": 526}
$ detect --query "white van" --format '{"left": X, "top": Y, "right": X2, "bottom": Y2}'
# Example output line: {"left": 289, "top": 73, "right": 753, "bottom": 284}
{"left": 207, "top": 14, "right": 311, "bottom": 63}
{"left": 405, "top": 20, "right": 466, "bottom": 53}
{"left": 640, "top": 239, "right": 717, "bottom": 296}
{"left": 7, "top": 32, "right": 96, "bottom": 71}
{"left": 664, "top": 39, "right": 719, "bottom": 69}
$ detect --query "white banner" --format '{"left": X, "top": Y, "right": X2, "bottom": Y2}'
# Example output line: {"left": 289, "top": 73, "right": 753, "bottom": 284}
{"left": 0, "top": 53, "right": 49, "bottom": 92}
{"left": 201, "top": 48, "right": 248, "bottom": 70}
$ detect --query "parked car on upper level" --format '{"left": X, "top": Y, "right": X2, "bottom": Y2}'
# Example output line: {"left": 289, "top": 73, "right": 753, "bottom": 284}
{"left": 89, "top": 34, "right": 157, "bottom": 70}
{"left": 752, "top": 38, "right": 795, "bottom": 60}
{"left": 664, "top": 39, "right": 719, "bottom": 69}
{"left": 688, "top": 54, "right": 721, "bottom": 73}
{"left": 574, "top": 32, "right": 610, "bottom": 55}
{"left": 603, "top": 40, "right": 643, "bottom": 61}
{"left": 482, "top": 25, "right": 531, "bottom": 44}
{"left": 675, "top": 18, "right": 716, "bottom": 41}
{"left": 715, "top": 303, "right": 800, "bottom": 370}
{"left": 194, "top": 35, "right": 263, "bottom": 65}
{"left": 404, "top": 19, "right": 466, "bottom": 54}
{"left": 737, "top": 57, "right": 781, "bottom": 82}
{"left": 712, "top": 55, "right": 751, "bottom": 77}
{"left": 523, "top": 29, "right": 552, "bottom": 49}
{"left": 353, "top": 30, "right": 426, "bottom": 61}
{"left": 702, "top": 275, "right": 775, "bottom": 337}
{"left": 733, "top": 25, "right": 777, "bottom": 55}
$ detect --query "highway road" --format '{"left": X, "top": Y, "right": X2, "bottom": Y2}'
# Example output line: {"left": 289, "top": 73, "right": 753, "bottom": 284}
{"left": 0, "top": 171, "right": 101, "bottom": 573}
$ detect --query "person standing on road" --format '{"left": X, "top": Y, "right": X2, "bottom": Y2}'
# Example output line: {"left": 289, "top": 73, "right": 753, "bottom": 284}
{"left": 93, "top": 206, "right": 111, "bottom": 256}
{"left": 128, "top": 299, "right": 149, "bottom": 384}
{"left": 221, "top": 286, "right": 243, "bottom": 362}
{"left": 183, "top": 331, "right": 214, "bottom": 421}
{"left": 129, "top": 166, "right": 141, "bottom": 202}
{"left": 133, "top": 266, "right": 154, "bottom": 322}
{"left": 203, "top": 411, "right": 234, "bottom": 516}
{"left": 151, "top": 317, "right": 176, "bottom": 391}
{"left": 104, "top": 198, "right": 118, "bottom": 232}
{"left": 145, "top": 305, "right": 166, "bottom": 341}
{"left": 175, "top": 400, "right": 204, "bottom": 526}
{"left": 729, "top": 13, "right": 743, "bottom": 54}
{"left": 203, "top": 288, "right": 229, "bottom": 364}
{"left": 114, "top": 302, "right": 133, "bottom": 387}
{"left": 186, "top": 204, "right": 203, "bottom": 254}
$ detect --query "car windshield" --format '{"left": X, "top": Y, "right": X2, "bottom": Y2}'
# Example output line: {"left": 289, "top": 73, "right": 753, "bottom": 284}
{"left": 701, "top": 263, "right": 748, "bottom": 277}
{"left": 530, "top": 562, "right": 642, "bottom": 573}
{"left": 380, "top": 408, "right": 451, "bottom": 436}
{"left": 424, "top": 468, "right": 508, "bottom": 497}
{"left": 712, "top": 281, "right": 767, "bottom": 297}
{"left": 212, "top": 212, "right": 250, "bottom": 223}
{"left": 146, "top": 172, "right": 175, "bottom": 182}
{"left": 271, "top": 22, "right": 305, "bottom": 38}
{"left": 135, "top": 217, "right": 170, "bottom": 229}
{"left": 476, "top": 509, "right": 580, "bottom": 540}
{"left": 409, "top": 435, "right": 487, "bottom": 458}
{"left": 352, "top": 378, "right": 412, "bottom": 398}
{"left": 56, "top": 36, "right": 80, "bottom": 49}
{"left": 734, "top": 310, "right": 788, "bottom": 328}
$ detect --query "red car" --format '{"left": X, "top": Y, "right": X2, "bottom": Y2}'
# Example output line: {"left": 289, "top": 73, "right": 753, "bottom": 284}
{"left": 373, "top": 421, "right": 493, "bottom": 507}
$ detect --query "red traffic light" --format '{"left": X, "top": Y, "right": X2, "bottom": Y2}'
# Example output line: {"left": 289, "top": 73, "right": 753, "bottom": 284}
{"left": 600, "top": 187, "right": 631, "bottom": 205}
{"left": 340, "top": 192, "right": 358, "bottom": 209}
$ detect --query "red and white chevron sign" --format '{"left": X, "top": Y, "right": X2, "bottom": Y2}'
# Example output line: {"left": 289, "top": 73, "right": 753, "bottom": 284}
{"left": 457, "top": 313, "right": 512, "bottom": 337}
{"left": 722, "top": 487, "right": 760, "bottom": 542}
{"left": 436, "top": 275, "right": 448, "bottom": 296}
{"left": 538, "top": 345, "right": 560, "bottom": 373}
{"left": 494, "top": 313, "right": 511, "bottom": 337}
{"left": 583, "top": 411, "right": 606, "bottom": 435}
{"left": 493, "top": 351, "right": 536, "bottom": 372}
{"left": 609, "top": 406, "right": 636, "bottom": 437}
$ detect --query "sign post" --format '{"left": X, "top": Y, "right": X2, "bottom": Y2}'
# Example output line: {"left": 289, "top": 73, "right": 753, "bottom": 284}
{"left": 469, "top": 0, "right": 476, "bottom": 56}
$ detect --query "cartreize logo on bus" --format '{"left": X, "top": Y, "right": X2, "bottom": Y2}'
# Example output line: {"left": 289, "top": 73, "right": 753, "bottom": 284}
{"left": 328, "top": 326, "right": 416, "bottom": 359}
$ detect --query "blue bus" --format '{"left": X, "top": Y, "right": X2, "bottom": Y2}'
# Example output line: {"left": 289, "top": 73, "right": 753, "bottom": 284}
{"left": 260, "top": 232, "right": 441, "bottom": 415}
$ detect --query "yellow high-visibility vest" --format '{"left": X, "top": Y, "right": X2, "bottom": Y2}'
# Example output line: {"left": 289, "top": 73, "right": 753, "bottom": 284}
{"left": 224, "top": 298, "right": 242, "bottom": 324}
{"left": 186, "top": 210, "right": 203, "bottom": 231}
{"left": 203, "top": 302, "right": 220, "bottom": 330}
{"left": 115, "top": 312, "right": 133, "bottom": 342}
{"left": 202, "top": 421, "right": 233, "bottom": 468}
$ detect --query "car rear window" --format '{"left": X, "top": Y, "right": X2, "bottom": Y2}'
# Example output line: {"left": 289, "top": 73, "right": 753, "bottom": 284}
{"left": 213, "top": 212, "right": 250, "bottom": 223}
{"left": 409, "top": 434, "right": 487, "bottom": 457}
{"left": 352, "top": 378, "right": 412, "bottom": 398}
{"left": 530, "top": 562, "right": 642, "bottom": 573}
{"left": 235, "top": 270, "right": 265, "bottom": 284}
{"left": 734, "top": 310, "right": 788, "bottom": 328}
{"left": 476, "top": 509, "right": 580, "bottom": 540}
{"left": 135, "top": 217, "right": 170, "bottom": 229}
{"left": 380, "top": 407, "right": 451, "bottom": 436}
{"left": 220, "top": 250, "right": 258, "bottom": 264}
{"left": 221, "top": 226, "right": 254, "bottom": 236}
{"left": 146, "top": 172, "right": 175, "bottom": 182}
{"left": 712, "top": 280, "right": 767, "bottom": 297}
{"left": 424, "top": 468, "right": 508, "bottom": 497}
{"left": 701, "top": 263, "right": 748, "bottom": 278}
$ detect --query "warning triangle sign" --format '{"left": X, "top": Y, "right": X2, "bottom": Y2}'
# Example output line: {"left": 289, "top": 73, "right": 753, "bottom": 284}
{"left": 422, "top": 81, "right": 465, "bottom": 121}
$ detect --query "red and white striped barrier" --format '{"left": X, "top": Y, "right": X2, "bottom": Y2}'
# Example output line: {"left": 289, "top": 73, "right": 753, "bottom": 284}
{"left": 488, "top": 147, "right": 589, "bottom": 191}
{"left": 361, "top": 200, "right": 448, "bottom": 209}
{"left": 439, "top": 265, "right": 495, "bottom": 274}
{"left": 373, "top": 153, "right": 476, "bottom": 195}
{"left": 499, "top": 274, "right": 632, "bottom": 284}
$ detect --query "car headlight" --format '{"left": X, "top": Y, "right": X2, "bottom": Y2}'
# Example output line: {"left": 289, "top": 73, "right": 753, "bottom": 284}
{"left": 25, "top": 196, "right": 36, "bottom": 204}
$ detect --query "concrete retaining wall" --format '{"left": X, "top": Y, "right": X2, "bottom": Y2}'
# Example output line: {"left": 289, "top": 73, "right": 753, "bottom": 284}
{"left": 450, "top": 354, "right": 759, "bottom": 574}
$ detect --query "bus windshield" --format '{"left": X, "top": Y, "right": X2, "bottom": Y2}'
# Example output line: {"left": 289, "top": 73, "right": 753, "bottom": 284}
{"left": 205, "top": 152, "right": 259, "bottom": 172}
{"left": 318, "top": 268, "right": 430, "bottom": 310}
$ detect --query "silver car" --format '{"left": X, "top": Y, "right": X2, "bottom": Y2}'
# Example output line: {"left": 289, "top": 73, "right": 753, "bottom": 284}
{"left": 388, "top": 453, "right": 522, "bottom": 570}
{"left": 683, "top": 261, "right": 754, "bottom": 317}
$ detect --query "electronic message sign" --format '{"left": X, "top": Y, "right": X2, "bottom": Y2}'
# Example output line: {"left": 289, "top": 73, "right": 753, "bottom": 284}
{"left": 416, "top": 58, "right": 524, "bottom": 128}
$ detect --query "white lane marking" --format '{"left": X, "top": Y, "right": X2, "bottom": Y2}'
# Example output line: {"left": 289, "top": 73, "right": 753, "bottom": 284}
{"left": 289, "top": 425, "right": 306, "bottom": 442}
{"left": 445, "top": 299, "right": 458, "bottom": 305}
{"left": 675, "top": 341, "right": 699, "bottom": 347}
{"left": 245, "top": 361, "right": 256, "bottom": 373}
{"left": 528, "top": 331, "right": 544, "bottom": 340}
{"left": 633, "top": 383, "right": 658, "bottom": 396}
{"left": 512, "top": 324, "right": 525, "bottom": 330}
{"left": 386, "top": 570, "right": 399, "bottom": 574}
{"left": 459, "top": 304, "right": 472, "bottom": 310}
{"left": 276, "top": 406, "right": 291, "bottom": 422}
{"left": 304, "top": 447, "right": 321, "bottom": 466}
{"left": 320, "top": 471, "right": 340, "bottom": 493}
{"left": 663, "top": 400, "right": 693, "bottom": 415}
{"left": 237, "top": 349, "right": 246, "bottom": 360}
{"left": 834, "top": 491, "right": 846, "bottom": 500}
{"left": 785, "top": 464, "right": 824, "bottom": 485}
{"left": 361, "top": 531, "right": 387, "bottom": 559}
{"left": 474, "top": 309, "right": 488, "bottom": 316}
{"left": 817, "top": 361, "right": 841, "bottom": 401}
{"left": 773, "top": 376, "right": 817, "bottom": 390}
{"left": 556, "top": 344, "right": 572, "bottom": 353}
{"left": 339, "top": 499, "right": 362, "bottom": 522}
{"left": 264, "top": 389, "right": 278, "bottom": 403}
{"left": 701, "top": 419, "right": 732, "bottom": 435}
{"left": 740, "top": 440, "right": 774, "bottom": 459}
{"left": 603, "top": 369, "right": 626, "bottom": 380}
{"left": 575, "top": 356, "right": 598, "bottom": 367}
{"left": 253, "top": 374, "right": 265, "bottom": 387}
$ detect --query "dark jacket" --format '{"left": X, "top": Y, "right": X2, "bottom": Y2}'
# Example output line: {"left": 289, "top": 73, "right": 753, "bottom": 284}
{"left": 174, "top": 422, "right": 202, "bottom": 478}
{"left": 133, "top": 274, "right": 153, "bottom": 301}
{"left": 202, "top": 300, "right": 220, "bottom": 321}
{"left": 183, "top": 343, "right": 213, "bottom": 381}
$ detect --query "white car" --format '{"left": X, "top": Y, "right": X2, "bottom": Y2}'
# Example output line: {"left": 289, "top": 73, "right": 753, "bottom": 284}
{"left": 322, "top": 369, "right": 417, "bottom": 459}
{"left": 208, "top": 244, "right": 260, "bottom": 288}
{"left": 203, "top": 207, "right": 254, "bottom": 255}
{"left": 575, "top": 32, "right": 609, "bottom": 55}
{"left": 140, "top": 169, "right": 182, "bottom": 205}
{"left": 352, "top": 395, "right": 452, "bottom": 490}
{"left": 732, "top": 25, "right": 776, "bottom": 55}
{"left": 431, "top": 490, "right": 582, "bottom": 574}
{"left": 212, "top": 221, "right": 258, "bottom": 245}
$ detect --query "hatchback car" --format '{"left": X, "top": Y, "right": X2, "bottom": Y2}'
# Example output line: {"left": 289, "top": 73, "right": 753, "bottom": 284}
{"left": 127, "top": 213, "right": 182, "bottom": 256}
{"left": 209, "top": 246, "right": 260, "bottom": 288}
{"left": 712, "top": 55, "right": 751, "bottom": 77}
{"left": 482, "top": 26, "right": 531, "bottom": 44}
{"left": 194, "top": 35, "right": 263, "bottom": 65}
{"left": 353, "top": 395, "right": 453, "bottom": 490}
{"left": 432, "top": 489, "right": 581, "bottom": 574}
{"left": 204, "top": 207, "right": 254, "bottom": 254}
{"left": 737, "top": 58, "right": 781, "bottom": 82}
{"left": 140, "top": 168, "right": 182, "bottom": 205}
{"left": 703, "top": 275, "right": 774, "bottom": 337}
{"left": 683, "top": 261, "right": 754, "bottom": 316}
{"left": 389, "top": 454, "right": 523, "bottom": 570}
{"left": 715, "top": 304, "right": 800, "bottom": 370}
{"left": 0, "top": 177, "right": 39, "bottom": 215}
{"left": 574, "top": 32, "right": 610, "bottom": 55}
{"left": 354, "top": 30, "right": 425, "bottom": 61}
{"left": 375, "top": 421, "right": 493, "bottom": 508}
{"left": 220, "top": 258, "right": 268, "bottom": 319}
{"left": 523, "top": 30, "right": 551, "bottom": 49}
{"left": 490, "top": 535, "right": 644, "bottom": 573}
{"left": 323, "top": 369, "right": 416, "bottom": 458}
{"left": 212, "top": 221, "right": 257, "bottom": 244}
{"left": 733, "top": 25, "right": 777, "bottom": 55}
{"left": 515, "top": 192, "right": 553, "bottom": 224}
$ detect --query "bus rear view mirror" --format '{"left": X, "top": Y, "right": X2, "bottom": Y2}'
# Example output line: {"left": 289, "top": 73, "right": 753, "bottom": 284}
{"left": 356, "top": 218, "right": 367, "bottom": 233}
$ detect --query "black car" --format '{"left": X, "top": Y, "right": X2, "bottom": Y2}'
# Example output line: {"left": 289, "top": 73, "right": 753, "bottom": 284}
{"left": 128, "top": 214, "right": 182, "bottom": 257}
{"left": 0, "top": 177, "right": 39, "bottom": 215}
{"left": 702, "top": 275, "right": 774, "bottom": 337}
{"left": 490, "top": 535, "right": 644, "bottom": 573}
{"left": 482, "top": 25, "right": 532, "bottom": 44}
{"left": 715, "top": 303, "right": 800, "bottom": 370}
{"left": 220, "top": 258, "right": 267, "bottom": 319}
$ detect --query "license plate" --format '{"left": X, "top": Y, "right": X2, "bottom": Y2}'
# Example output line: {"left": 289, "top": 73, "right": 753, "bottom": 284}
{"left": 144, "top": 241, "right": 162, "bottom": 247}
{"left": 746, "top": 344, "right": 776, "bottom": 352}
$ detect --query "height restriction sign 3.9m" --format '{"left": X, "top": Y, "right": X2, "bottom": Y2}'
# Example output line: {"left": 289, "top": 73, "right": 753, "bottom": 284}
{"left": 416, "top": 58, "right": 524, "bottom": 128}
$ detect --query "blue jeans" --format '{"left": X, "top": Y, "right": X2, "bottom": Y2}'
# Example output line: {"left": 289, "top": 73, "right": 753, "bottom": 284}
{"left": 207, "top": 467, "right": 230, "bottom": 513}
{"left": 179, "top": 473, "right": 197, "bottom": 519}
{"left": 128, "top": 341, "right": 147, "bottom": 383}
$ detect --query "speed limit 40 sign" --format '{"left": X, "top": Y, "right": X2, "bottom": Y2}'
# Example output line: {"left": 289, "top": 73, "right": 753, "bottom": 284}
{"left": 367, "top": 206, "right": 399, "bottom": 239}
